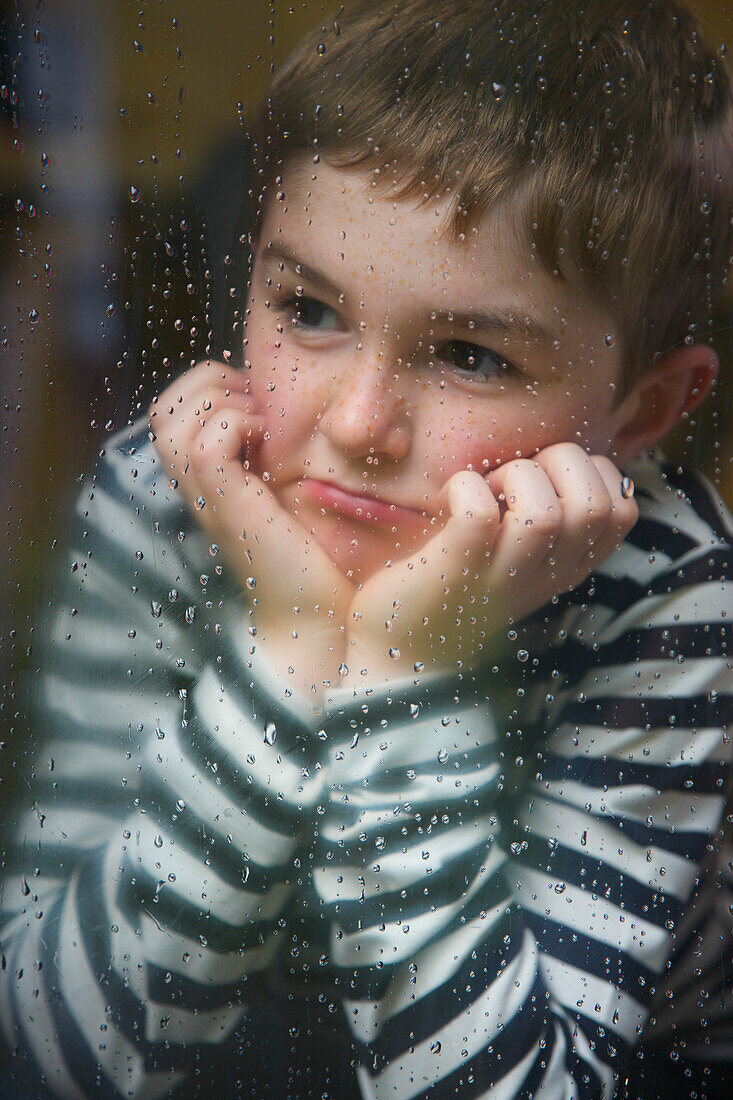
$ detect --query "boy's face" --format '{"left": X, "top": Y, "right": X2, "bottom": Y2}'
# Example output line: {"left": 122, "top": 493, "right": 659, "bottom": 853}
{"left": 245, "top": 158, "right": 629, "bottom": 581}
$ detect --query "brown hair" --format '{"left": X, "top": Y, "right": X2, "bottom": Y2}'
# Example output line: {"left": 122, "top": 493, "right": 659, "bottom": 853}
{"left": 252, "top": 0, "right": 733, "bottom": 392}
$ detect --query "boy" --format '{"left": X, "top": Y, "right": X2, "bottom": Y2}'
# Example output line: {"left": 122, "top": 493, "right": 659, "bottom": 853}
{"left": 1, "top": 1, "right": 732, "bottom": 1097}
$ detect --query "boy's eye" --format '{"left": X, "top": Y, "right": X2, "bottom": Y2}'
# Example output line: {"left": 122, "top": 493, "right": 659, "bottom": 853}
{"left": 438, "top": 340, "right": 513, "bottom": 380}
{"left": 290, "top": 295, "right": 344, "bottom": 332}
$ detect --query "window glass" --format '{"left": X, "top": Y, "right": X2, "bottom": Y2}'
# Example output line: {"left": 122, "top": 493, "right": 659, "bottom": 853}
{"left": 1, "top": 3, "right": 732, "bottom": 1098}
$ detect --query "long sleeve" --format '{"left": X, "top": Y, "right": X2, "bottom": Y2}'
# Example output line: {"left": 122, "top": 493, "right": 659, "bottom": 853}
{"left": 0, "top": 425, "right": 326, "bottom": 1098}
{"left": 509, "top": 459, "right": 733, "bottom": 1078}
{"left": 307, "top": 455, "right": 732, "bottom": 1099}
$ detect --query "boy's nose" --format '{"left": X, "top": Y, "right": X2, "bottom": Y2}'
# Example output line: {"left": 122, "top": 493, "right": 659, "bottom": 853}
{"left": 319, "top": 358, "right": 410, "bottom": 461}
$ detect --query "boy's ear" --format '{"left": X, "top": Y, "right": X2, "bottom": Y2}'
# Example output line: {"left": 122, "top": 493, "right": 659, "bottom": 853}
{"left": 611, "top": 344, "right": 718, "bottom": 463}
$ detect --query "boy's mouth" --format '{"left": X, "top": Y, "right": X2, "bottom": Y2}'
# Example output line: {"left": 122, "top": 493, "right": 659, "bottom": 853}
{"left": 296, "top": 478, "right": 426, "bottom": 528}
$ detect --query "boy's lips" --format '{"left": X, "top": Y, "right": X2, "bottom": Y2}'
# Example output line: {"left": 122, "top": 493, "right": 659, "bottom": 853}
{"left": 297, "top": 478, "right": 427, "bottom": 528}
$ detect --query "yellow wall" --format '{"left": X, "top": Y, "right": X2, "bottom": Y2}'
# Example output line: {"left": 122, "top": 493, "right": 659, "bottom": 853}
{"left": 115, "top": 0, "right": 340, "bottom": 192}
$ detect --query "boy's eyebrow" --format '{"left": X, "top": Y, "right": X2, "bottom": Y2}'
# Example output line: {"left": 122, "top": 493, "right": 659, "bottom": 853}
{"left": 261, "top": 244, "right": 344, "bottom": 301}
{"left": 263, "top": 243, "right": 560, "bottom": 346}
{"left": 433, "top": 308, "right": 560, "bottom": 347}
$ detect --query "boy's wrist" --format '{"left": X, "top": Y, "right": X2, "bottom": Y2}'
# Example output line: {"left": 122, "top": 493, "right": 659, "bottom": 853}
{"left": 253, "top": 615, "right": 348, "bottom": 703}
{"left": 342, "top": 611, "right": 512, "bottom": 690}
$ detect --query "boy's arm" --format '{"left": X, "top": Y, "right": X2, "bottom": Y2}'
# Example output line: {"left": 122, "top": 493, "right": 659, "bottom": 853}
{"left": 508, "top": 460, "right": 733, "bottom": 1081}
{"left": 311, "top": 460, "right": 731, "bottom": 1099}
{"left": 0, "top": 427, "right": 323, "bottom": 1098}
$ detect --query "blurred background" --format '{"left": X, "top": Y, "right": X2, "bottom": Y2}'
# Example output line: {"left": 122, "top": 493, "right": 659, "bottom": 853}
{"left": 0, "top": 0, "right": 731, "bottom": 793}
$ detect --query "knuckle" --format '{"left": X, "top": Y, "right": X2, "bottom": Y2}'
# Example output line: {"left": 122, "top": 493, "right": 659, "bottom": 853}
{"left": 537, "top": 441, "right": 582, "bottom": 467}
{"left": 584, "top": 500, "right": 612, "bottom": 526}
{"left": 531, "top": 506, "right": 563, "bottom": 536}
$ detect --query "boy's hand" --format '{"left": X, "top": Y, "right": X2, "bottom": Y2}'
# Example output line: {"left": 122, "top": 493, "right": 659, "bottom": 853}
{"left": 343, "top": 444, "right": 638, "bottom": 684}
{"left": 149, "top": 361, "right": 355, "bottom": 697}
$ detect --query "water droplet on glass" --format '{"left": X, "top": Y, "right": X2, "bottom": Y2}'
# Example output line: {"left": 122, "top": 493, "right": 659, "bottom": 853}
{"left": 621, "top": 477, "right": 635, "bottom": 499}
{"left": 155, "top": 725, "right": 165, "bottom": 740}
{"left": 28, "top": 309, "right": 40, "bottom": 324}
{"left": 409, "top": 703, "right": 420, "bottom": 718}
{"left": 517, "top": 649, "right": 529, "bottom": 662}
{"left": 194, "top": 495, "right": 206, "bottom": 510}
{"left": 129, "top": 185, "right": 141, "bottom": 203}
{"left": 350, "top": 731, "right": 360, "bottom": 749}
{"left": 246, "top": 576, "right": 257, "bottom": 590}
{"left": 554, "top": 881, "right": 566, "bottom": 894}
{"left": 388, "top": 646, "right": 401, "bottom": 660}
{"left": 437, "top": 748, "right": 449, "bottom": 764}
{"left": 604, "top": 333, "right": 616, "bottom": 348}
{"left": 316, "top": 42, "right": 326, "bottom": 55}
{"left": 413, "top": 661, "right": 424, "bottom": 673}
{"left": 150, "top": 600, "right": 162, "bottom": 618}
{"left": 153, "top": 834, "right": 163, "bottom": 848}
{"left": 339, "top": 662, "right": 349, "bottom": 677}
{"left": 264, "top": 722, "right": 277, "bottom": 746}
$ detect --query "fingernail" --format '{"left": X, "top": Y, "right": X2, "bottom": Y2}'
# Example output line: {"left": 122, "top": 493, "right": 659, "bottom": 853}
{"left": 621, "top": 477, "right": 634, "bottom": 499}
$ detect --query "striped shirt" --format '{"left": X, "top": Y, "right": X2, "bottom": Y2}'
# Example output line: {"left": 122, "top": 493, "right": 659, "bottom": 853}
{"left": 1, "top": 421, "right": 731, "bottom": 1098}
